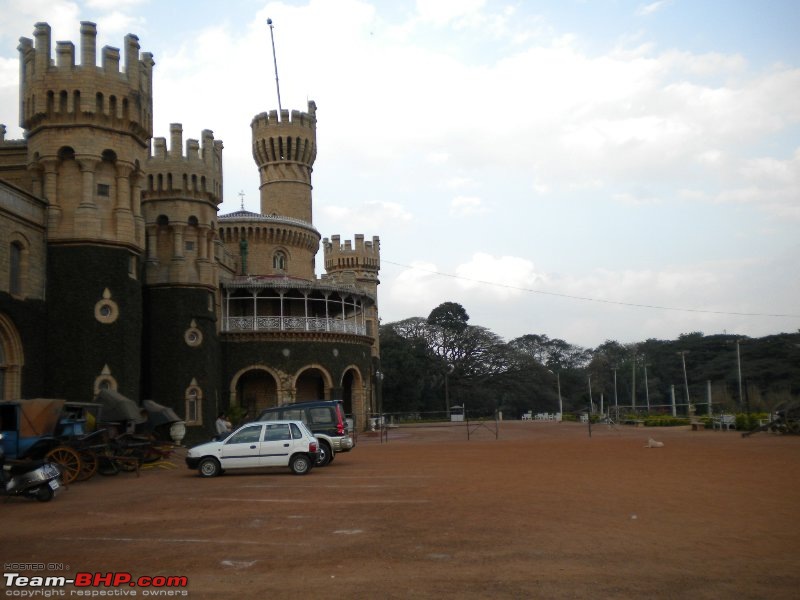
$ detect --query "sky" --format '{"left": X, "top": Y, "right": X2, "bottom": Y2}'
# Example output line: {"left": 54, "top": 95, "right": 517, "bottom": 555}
{"left": 1, "top": 0, "right": 798, "bottom": 349}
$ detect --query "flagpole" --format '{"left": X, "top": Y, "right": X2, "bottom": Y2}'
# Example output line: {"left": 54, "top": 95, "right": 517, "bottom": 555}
{"left": 267, "top": 18, "right": 283, "bottom": 113}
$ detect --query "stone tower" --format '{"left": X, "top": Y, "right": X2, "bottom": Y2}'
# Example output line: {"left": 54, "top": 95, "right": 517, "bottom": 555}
{"left": 251, "top": 101, "right": 317, "bottom": 223}
{"left": 323, "top": 234, "right": 382, "bottom": 354}
{"left": 18, "top": 22, "right": 154, "bottom": 401}
{"left": 140, "top": 125, "right": 224, "bottom": 410}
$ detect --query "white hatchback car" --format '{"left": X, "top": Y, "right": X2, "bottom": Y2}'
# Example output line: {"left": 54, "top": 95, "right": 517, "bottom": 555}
{"left": 186, "top": 420, "right": 319, "bottom": 477}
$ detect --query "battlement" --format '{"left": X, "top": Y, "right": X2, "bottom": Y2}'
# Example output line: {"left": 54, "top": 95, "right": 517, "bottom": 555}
{"left": 251, "top": 100, "right": 317, "bottom": 132}
{"left": 251, "top": 100, "right": 317, "bottom": 168}
{"left": 323, "top": 234, "right": 381, "bottom": 273}
{"left": 18, "top": 21, "right": 154, "bottom": 141}
{"left": 144, "top": 124, "right": 223, "bottom": 204}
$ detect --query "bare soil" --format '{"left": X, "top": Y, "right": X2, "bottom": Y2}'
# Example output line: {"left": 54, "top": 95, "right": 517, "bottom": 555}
{"left": 2, "top": 421, "right": 799, "bottom": 599}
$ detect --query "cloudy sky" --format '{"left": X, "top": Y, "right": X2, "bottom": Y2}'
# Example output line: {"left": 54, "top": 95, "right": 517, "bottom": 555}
{"left": 1, "top": 0, "right": 798, "bottom": 348}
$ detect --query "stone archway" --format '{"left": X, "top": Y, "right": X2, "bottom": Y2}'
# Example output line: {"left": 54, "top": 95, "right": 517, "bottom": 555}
{"left": 294, "top": 365, "right": 333, "bottom": 403}
{"left": 0, "top": 313, "right": 24, "bottom": 400}
{"left": 229, "top": 366, "right": 281, "bottom": 416}
{"left": 341, "top": 366, "right": 365, "bottom": 428}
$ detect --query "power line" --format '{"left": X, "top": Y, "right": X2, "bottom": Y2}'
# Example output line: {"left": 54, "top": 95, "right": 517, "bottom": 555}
{"left": 381, "top": 259, "right": 800, "bottom": 319}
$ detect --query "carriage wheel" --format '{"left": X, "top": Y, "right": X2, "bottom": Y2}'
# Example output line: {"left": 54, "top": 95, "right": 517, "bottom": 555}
{"left": 45, "top": 446, "right": 82, "bottom": 485}
{"left": 76, "top": 450, "right": 99, "bottom": 481}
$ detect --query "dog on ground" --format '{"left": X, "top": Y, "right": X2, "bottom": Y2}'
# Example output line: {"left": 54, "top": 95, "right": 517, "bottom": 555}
{"left": 645, "top": 438, "right": 664, "bottom": 448}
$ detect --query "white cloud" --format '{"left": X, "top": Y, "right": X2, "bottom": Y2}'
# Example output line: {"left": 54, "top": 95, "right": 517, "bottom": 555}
{"left": 449, "top": 195, "right": 487, "bottom": 217}
{"left": 320, "top": 200, "right": 413, "bottom": 232}
{"left": 636, "top": 1, "right": 671, "bottom": 17}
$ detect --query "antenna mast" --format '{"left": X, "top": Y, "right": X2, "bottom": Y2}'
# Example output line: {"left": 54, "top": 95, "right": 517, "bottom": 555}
{"left": 267, "top": 18, "right": 283, "bottom": 113}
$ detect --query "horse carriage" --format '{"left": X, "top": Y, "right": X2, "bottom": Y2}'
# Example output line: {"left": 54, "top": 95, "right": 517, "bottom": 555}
{"left": 0, "top": 392, "right": 182, "bottom": 484}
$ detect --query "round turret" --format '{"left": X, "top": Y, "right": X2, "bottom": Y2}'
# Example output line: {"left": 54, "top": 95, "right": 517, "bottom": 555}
{"left": 251, "top": 100, "right": 317, "bottom": 223}
{"left": 142, "top": 125, "right": 223, "bottom": 288}
{"left": 18, "top": 21, "right": 155, "bottom": 248}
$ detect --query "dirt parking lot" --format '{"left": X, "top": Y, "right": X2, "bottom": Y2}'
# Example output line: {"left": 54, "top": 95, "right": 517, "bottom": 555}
{"left": 2, "top": 421, "right": 800, "bottom": 599}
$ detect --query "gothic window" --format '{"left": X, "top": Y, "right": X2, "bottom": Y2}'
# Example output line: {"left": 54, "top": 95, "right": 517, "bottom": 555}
{"left": 9, "top": 242, "right": 22, "bottom": 296}
{"left": 185, "top": 385, "right": 203, "bottom": 425}
{"left": 273, "top": 250, "right": 287, "bottom": 271}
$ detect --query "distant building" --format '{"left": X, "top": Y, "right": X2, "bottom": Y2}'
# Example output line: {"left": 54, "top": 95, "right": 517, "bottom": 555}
{"left": 0, "top": 22, "right": 381, "bottom": 435}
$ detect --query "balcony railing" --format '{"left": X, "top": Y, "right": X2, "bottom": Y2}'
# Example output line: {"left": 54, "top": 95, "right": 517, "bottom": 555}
{"left": 224, "top": 316, "right": 366, "bottom": 335}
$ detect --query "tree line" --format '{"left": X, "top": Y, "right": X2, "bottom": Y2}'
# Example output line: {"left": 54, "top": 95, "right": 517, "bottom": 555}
{"left": 377, "top": 302, "right": 800, "bottom": 418}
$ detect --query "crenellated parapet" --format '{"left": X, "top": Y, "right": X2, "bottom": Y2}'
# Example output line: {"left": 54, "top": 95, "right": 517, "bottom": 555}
{"left": 18, "top": 22, "right": 154, "bottom": 144}
{"left": 251, "top": 100, "right": 317, "bottom": 222}
{"left": 141, "top": 125, "right": 223, "bottom": 289}
{"left": 323, "top": 234, "right": 381, "bottom": 273}
{"left": 143, "top": 125, "right": 223, "bottom": 205}
{"left": 323, "top": 234, "right": 381, "bottom": 354}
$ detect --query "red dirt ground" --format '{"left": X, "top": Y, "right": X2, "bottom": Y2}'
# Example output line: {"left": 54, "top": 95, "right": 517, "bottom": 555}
{"left": 2, "top": 421, "right": 799, "bottom": 599}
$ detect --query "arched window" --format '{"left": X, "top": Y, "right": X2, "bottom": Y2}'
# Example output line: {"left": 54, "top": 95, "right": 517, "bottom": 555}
{"left": 185, "top": 384, "right": 203, "bottom": 425}
{"left": 273, "top": 250, "right": 287, "bottom": 271}
{"left": 9, "top": 242, "right": 22, "bottom": 296}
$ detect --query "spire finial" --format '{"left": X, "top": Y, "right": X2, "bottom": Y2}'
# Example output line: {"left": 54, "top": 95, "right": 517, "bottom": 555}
{"left": 238, "top": 190, "right": 245, "bottom": 210}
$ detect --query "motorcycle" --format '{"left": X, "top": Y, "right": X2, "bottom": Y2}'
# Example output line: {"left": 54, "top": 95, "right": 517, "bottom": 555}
{"left": 0, "top": 433, "right": 63, "bottom": 502}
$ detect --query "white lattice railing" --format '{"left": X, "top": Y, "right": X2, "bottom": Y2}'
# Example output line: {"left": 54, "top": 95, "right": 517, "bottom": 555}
{"left": 224, "top": 316, "right": 365, "bottom": 335}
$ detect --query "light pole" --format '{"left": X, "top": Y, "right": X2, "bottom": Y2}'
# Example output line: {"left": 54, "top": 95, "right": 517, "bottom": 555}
{"left": 548, "top": 369, "right": 563, "bottom": 420}
{"left": 736, "top": 339, "right": 745, "bottom": 414}
{"left": 631, "top": 354, "right": 637, "bottom": 412}
{"left": 588, "top": 374, "right": 594, "bottom": 414}
{"left": 444, "top": 364, "right": 454, "bottom": 416}
{"left": 678, "top": 351, "right": 691, "bottom": 416}
{"left": 643, "top": 358, "right": 651, "bottom": 414}
{"left": 612, "top": 366, "right": 618, "bottom": 416}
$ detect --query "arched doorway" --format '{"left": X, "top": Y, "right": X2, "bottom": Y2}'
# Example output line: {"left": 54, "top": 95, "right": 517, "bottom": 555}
{"left": 0, "top": 313, "right": 24, "bottom": 400}
{"left": 295, "top": 367, "right": 328, "bottom": 402}
{"left": 236, "top": 369, "right": 278, "bottom": 415}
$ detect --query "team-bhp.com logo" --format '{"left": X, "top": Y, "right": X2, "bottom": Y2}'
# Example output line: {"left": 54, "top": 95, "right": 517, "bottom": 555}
{"left": 3, "top": 571, "right": 189, "bottom": 596}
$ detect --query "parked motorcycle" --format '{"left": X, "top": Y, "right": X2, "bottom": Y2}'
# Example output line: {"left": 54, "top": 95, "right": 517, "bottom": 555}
{"left": 0, "top": 433, "right": 63, "bottom": 502}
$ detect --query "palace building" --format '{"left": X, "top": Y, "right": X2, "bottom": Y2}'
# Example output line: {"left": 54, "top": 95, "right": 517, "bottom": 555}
{"left": 0, "top": 22, "right": 381, "bottom": 436}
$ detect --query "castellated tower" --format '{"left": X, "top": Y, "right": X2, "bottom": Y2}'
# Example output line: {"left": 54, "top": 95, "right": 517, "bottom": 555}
{"left": 251, "top": 101, "right": 317, "bottom": 223}
{"left": 17, "top": 22, "right": 154, "bottom": 402}
{"left": 140, "top": 125, "right": 224, "bottom": 412}
{"left": 323, "top": 234, "right": 382, "bottom": 354}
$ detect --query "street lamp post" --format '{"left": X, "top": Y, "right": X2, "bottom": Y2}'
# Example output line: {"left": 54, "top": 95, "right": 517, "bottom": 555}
{"left": 678, "top": 351, "right": 691, "bottom": 416}
{"left": 643, "top": 359, "right": 651, "bottom": 414}
{"left": 548, "top": 369, "right": 563, "bottom": 421}
{"left": 736, "top": 339, "right": 746, "bottom": 414}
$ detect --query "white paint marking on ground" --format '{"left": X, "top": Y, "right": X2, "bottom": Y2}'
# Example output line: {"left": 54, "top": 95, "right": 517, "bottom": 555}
{"left": 333, "top": 529, "right": 364, "bottom": 535}
{"left": 221, "top": 560, "right": 257, "bottom": 569}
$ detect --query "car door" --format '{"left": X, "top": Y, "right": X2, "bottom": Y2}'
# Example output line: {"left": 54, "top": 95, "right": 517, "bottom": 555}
{"left": 219, "top": 424, "right": 264, "bottom": 469}
{"left": 259, "top": 423, "right": 293, "bottom": 467}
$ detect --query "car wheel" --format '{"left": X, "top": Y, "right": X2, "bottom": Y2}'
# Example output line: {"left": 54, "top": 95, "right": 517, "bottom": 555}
{"left": 35, "top": 485, "right": 54, "bottom": 502}
{"left": 198, "top": 457, "right": 221, "bottom": 478}
{"left": 315, "top": 441, "right": 332, "bottom": 467}
{"left": 290, "top": 454, "right": 311, "bottom": 475}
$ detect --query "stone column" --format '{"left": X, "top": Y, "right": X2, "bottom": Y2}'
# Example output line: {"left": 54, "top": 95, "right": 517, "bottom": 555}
{"left": 40, "top": 158, "right": 62, "bottom": 230}
{"left": 75, "top": 156, "right": 100, "bottom": 236}
{"left": 115, "top": 161, "right": 135, "bottom": 240}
